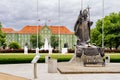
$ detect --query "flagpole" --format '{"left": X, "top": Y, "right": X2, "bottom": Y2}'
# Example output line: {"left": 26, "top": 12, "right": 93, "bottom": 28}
{"left": 102, "top": 0, "right": 104, "bottom": 48}
{"left": 37, "top": 0, "right": 39, "bottom": 48}
{"left": 35, "top": 0, "right": 39, "bottom": 55}
{"left": 58, "top": 0, "right": 60, "bottom": 53}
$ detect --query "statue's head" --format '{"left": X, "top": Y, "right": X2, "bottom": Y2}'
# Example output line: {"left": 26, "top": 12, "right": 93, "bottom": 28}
{"left": 82, "top": 9, "right": 88, "bottom": 20}
{"left": 83, "top": 9, "right": 88, "bottom": 15}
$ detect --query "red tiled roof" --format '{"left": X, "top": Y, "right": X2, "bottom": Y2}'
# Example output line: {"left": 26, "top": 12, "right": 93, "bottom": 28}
{"left": 1, "top": 25, "right": 74, "bottom": 34}
{"left": 18, "top": 25, "right": 43, "bottom": 34}
{"left": 49, "top": 26, "right": 74, "bottom": 34}
{"left": 1, "top": 28, "right": 15, "bottom": 33}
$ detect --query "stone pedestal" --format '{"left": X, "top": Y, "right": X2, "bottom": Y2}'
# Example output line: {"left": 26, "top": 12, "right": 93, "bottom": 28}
{"left": 62, "top": 48, "right": 68, "bottom": 54}
{"left": 24, "top": 46, "right": 28, "bottom": 54}
{"left": 48, "top": 59, "right": 57, "bottom": 73}
{"left": 36, "top": 48, "right": 39, "bottom": 54}
{"left": 49, "top": 48, "right": 53, "bottom": 54}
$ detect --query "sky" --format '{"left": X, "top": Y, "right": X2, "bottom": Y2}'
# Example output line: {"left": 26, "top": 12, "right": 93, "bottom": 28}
{"left": 0, "top": 0, "right": 120, "bottom": 31}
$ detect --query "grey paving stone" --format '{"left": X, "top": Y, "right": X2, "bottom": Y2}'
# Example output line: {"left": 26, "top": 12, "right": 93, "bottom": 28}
{"left": 0, "top": 63, "right": 119, "bottom": 80}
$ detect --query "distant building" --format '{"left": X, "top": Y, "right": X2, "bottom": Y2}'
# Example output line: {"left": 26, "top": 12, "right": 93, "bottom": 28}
{"left": 1, "top": 25, "right": 77, "bottom": 49}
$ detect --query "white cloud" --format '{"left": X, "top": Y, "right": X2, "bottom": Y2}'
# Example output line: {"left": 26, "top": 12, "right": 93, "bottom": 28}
{"left": 0, "top": 0, "right": 119, "bottom": 31}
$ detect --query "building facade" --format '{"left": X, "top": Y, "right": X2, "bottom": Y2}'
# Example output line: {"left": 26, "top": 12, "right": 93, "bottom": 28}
{"left": 1, "top": 25, "right": 77, "bottom": 49}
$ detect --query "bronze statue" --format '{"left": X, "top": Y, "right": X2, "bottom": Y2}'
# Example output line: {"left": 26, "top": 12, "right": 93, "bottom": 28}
{"left": 72, "top": 8, "right": 105, "bottom": 67}
{"left": 74, "top": 8, "right": 93, "bottom": 44}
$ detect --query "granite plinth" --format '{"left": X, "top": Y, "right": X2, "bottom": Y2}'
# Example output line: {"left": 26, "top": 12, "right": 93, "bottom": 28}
{"left": 57, "top": 62, "right": 120, "bottom": 74}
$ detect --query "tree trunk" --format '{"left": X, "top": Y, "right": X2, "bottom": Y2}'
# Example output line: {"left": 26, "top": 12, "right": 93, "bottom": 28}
{"left": 115, "top": 46, "right": 118, "bottom": 50}
{"left": 54, "top": 46, "right": 55, "bottom": 49}
{"left": 109, "top": 47, "right": 112, "bottom": 50}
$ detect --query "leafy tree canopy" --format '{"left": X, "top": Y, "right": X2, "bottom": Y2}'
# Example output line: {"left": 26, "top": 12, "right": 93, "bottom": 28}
{"left": 30, "top": 34, "right": 43, "bottom": 48}
{"left": 0, "top": 22, "right": 6, "bottom": 47}
{"left": 8, "top": 42, "right": 21, "bottom": 49}
{"left": 50, "top": 35, "right": 59, "bottom": 49}
{"left": 91, "top": 12, "right": 120, "bottom": 49}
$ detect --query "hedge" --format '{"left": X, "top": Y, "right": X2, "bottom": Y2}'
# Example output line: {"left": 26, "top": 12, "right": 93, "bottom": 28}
{"left": 0, "top": 54, "right": 73, "bottom": 64}
{"left": 104, "top": 49, "right": 120, "bottom": 53}
{"left": 1, "top": 49, "right": 120, "bottom": 53}
{"left": 0, "top": 49, "right": 59, "bottom": 53}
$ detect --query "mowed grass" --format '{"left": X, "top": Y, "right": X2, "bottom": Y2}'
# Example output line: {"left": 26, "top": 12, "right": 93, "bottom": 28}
{"left": 0, "top": 53, "right": 120, "bottom": 64}
{"left": 0, "top": 53, "right": 73, "bottom": 64}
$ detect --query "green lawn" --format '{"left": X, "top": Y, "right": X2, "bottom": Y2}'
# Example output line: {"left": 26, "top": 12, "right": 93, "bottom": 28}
{"left": 0, "top": 53, "right": 120, "bottom": 64}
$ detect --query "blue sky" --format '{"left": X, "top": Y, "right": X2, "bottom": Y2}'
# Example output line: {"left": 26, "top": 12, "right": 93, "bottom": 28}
{"left": 0, "top": 0, "right": 119, "bottom": 31}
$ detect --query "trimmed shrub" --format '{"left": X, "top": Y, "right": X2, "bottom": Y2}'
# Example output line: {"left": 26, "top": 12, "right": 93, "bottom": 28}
{"left": 0, "top": 49, "right": 23, "bottom": 53}
{"left": 52, "top": 49, "right": 59, "bottom": 53}
{"left": 0, "top": 49, "right": 35, "bottom": 53}
{"left": 105, "top": 49, "right": 120, "bottom": 53}
{"left": 68, "top": 49, "right": 75, "bottom": 53}
{"left": 1, "top": 49, "right": 120, "bottom": 53}
{"left": 39, "top": 50, "right": 49, "bottom": 53}
{"left": 0, "top": 49, "right": 59, "bottom": 53}
{"left": 8, "top": 42, "right": 21, "bottom": 49}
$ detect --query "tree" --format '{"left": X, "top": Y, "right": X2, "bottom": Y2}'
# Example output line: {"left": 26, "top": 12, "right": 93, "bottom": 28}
{"left": 8, "top": 42, "right": 21, "bottom": 49}
{"left": 30, "top": 34, "right": 43, "bottom": 48}
{"left": 91, "top": 12, "right": 120, "bottom": 49}
{"left": 50, "top": 35, "right": 59, "bottom": 49}
{"left": 0, "top": 22, "right": 6, "bottom": 47}
{"left": 91, "top": 28, "right": 101, "bottom": 46}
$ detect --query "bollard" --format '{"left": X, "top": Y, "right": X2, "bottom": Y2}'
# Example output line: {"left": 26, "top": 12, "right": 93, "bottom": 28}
{"left": 34, "top": 63, "right": 37, "bottom": 79}
{"left": 24, "top": 46, "right": 28, "bottom": 54}
{"left": 36, "top": 48, "right": 39, "bottom": 54}
{"left": 49, "top": 48, "right": 53, "bottom": 54}
{"left": 105, "top": 55, "right": 110, "bottom": 63}
{"left": 48, "top": 59, "right": 57, "bottom": 73}
{"left": 62, "top": 48, "right": 68, "bottom": 54}
{"left": 45, "top": 56, "right": 51, "bottom": 63}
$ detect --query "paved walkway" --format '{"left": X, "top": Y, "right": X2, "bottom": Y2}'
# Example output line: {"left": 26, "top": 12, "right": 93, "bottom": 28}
{"left": 0, "top": 63, "right": 120, "bottom": 80}
{"left": 0, "top": 72, "right": 28, "bottom": 80}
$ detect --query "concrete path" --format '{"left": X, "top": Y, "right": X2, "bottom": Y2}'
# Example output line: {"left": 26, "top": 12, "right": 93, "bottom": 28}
{"left": 0, "top": 72, "right": 28, "bottom": 80}
{"left": 0, "top": 63, "right": 120, "bottom": 80}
